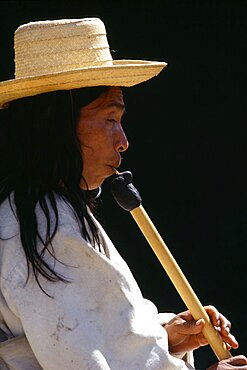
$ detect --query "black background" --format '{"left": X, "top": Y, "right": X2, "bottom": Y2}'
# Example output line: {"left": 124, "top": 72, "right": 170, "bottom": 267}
{"left": 0, "top": 1, "right": 246, "bottom": 368}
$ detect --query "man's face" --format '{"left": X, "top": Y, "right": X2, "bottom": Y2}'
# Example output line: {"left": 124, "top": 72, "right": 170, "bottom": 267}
{"left": 77, "top": 87, "right": 128, "bottom": 190}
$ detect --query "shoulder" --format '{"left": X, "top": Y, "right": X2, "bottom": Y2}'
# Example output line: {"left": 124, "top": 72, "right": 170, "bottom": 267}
{"left": 0, "top": 193, "right": 82, "bottom": 239}
{"left": 0, "top": 196, "right": 19, "bottom": 239}
{"left": 35, "top": 193, "right": 84, "bottom": 238}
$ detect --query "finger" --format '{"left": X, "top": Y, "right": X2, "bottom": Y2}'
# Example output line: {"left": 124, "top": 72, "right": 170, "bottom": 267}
{"left": 205, "top": 305, "right": 223, "bottom": 326}
{"left": 179, "top": 318, "right": 205, "bottom": 335}
{"left": 226, "top": 354, "right": 247, "bottom": 366}
{"left": 217, "top": 314, "right": 231, "bottom": 332}
{"left": 204, "top": 305, "right": 220, "bottom": 326}
{"left": 214, "top": 328, "right": 239, "bottom": 349}
{"left": 207, "top": 355, "right": 247, "bottom": 370}
{"left": 179, "top": 311, "right": 194, "bottom": 322}
{"left": 204, "top": 305, "right": 232, "bottom": 331}
{"left": 220, "top": 332, "right": 239, "bottom": 349}
{"left": 214, "top": 325, "right": 239, "bottom": 349}
{"left": 195, "top": 332, "right": 208, "bottom": 347}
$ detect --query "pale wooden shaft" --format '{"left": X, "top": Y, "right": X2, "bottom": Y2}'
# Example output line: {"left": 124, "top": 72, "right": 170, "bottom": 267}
{"left": 131, "top": 205, "right": 231, "bottom": 361}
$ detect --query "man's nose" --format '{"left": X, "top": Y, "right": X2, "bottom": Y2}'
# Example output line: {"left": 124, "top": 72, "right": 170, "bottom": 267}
{"left": 115, "top": 126, "right": 129, "bottom": 153}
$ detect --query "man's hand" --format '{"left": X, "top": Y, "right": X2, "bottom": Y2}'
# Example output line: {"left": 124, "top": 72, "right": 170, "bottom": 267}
{"left": 164, "top": 305, "right": 238, "bottom": 354}
{"left": 207, "top": 355, "right": 247, "bottom": 369}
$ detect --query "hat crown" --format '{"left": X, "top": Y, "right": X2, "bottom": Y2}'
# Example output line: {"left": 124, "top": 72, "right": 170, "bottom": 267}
{"left": 0, "top": 17, "right": 167, "bottom": 109}
{"left": 14, "top": 18, "right": 113, "bottom": 78}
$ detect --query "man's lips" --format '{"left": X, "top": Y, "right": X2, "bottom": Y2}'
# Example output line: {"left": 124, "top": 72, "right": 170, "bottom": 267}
{"left": 110, "top": 156, "right": 122, "bottom": 170}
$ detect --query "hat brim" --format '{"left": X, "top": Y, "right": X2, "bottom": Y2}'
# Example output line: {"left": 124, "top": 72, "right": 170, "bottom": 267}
{"left": 0, "top": 60, "right": 167, "bottom": 108}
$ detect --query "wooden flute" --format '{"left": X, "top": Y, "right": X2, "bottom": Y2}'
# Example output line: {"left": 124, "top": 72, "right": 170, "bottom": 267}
{"left": 111, "top": 170, "right": 231, "bottom": 361}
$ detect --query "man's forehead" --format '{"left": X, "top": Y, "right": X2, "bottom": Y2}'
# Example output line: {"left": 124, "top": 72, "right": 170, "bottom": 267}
{"left": 101, "top": 87, "right": 125, "bottom": 109}
{"left": 105, "top": 86, "right": 123, "bottom": 99}
{"left": 81, "top": 86, "right": 125, "bottom": 112}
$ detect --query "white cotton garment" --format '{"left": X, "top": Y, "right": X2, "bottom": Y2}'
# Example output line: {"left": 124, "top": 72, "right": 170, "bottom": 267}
{"left": 0, "top": 195, "right": 194, "bottom": 370}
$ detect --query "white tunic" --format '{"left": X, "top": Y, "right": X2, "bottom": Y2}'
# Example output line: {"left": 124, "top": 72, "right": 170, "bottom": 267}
{"left": 0, "top": 196, "right": 194, "bottom": 369}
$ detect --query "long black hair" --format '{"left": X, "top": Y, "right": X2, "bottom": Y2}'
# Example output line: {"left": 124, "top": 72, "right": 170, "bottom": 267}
{"left": 0, "top": 87, "right": 107, "bottom": 291}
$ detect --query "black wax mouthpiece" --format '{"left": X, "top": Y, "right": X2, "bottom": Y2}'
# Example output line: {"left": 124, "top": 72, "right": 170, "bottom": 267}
{"left": 111, "top": 171, "right": 142, "bottom": 211}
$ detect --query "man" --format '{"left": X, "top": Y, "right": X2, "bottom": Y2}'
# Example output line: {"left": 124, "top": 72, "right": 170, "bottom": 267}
{"left": 0, "top": 17, "right": 246, "bottom": 369}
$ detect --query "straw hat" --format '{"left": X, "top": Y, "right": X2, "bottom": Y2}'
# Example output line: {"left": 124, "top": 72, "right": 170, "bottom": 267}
{"left": 0, "top": 18, "right": 167, "bottom": 108}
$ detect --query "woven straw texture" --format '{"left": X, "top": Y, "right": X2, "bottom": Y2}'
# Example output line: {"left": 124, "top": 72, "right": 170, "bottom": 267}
{"left": 0, "top": 18, "right": 167, "bottom": 108}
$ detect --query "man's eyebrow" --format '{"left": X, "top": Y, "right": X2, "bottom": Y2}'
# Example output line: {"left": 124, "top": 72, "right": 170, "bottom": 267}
{"left": 104, "top": 102, "right": 126, "bottom": 112}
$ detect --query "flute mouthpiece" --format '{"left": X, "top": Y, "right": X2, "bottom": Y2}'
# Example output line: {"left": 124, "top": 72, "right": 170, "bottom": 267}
{"left": 111, "top": 170, "right": 142, "bottom": 211}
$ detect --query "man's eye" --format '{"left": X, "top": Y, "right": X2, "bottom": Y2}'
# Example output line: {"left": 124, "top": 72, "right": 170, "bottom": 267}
{"left": 107, "top": 119, "right": 116, "bottom": 124}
